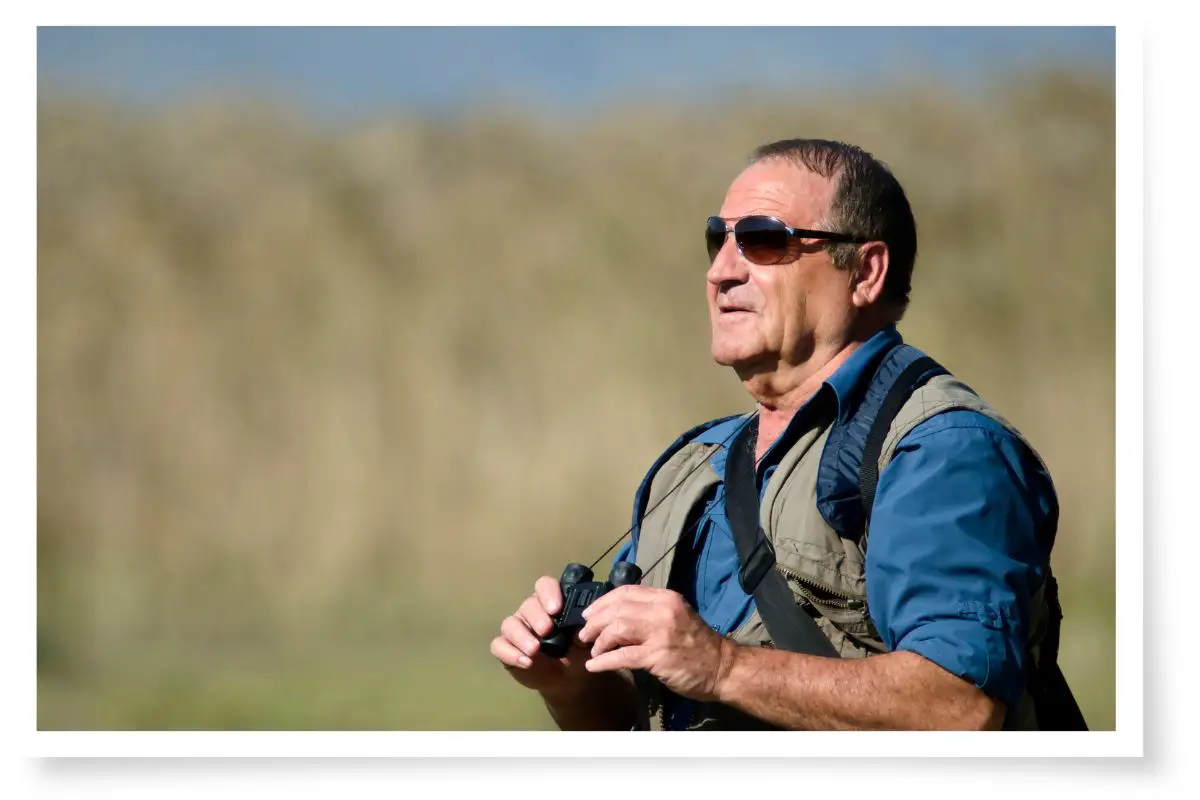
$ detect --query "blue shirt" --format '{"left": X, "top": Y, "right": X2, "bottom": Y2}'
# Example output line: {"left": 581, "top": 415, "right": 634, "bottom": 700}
{"left": 614, "top": 325, "right": 1057, "bottom": 727}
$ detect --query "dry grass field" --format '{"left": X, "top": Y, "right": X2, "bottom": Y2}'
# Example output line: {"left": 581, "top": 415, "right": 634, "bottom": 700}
{"left": 38, "top": 68, "right": 1116, "bottom": 730}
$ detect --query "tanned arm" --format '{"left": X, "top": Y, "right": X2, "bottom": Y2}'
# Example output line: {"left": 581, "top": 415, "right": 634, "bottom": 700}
{"left": 580, "top": 585, "right": 1005, "bottom": 731}
{"left": 714, "top": 642, "right": 1005, "bottom": 730}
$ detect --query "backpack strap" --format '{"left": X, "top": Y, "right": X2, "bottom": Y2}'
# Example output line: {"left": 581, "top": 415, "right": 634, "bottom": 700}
{"left": 725, "top": 416, "right": 840, "bottom": 658}
{"left": 858, "top": 354, "right": 944, "bottom": 534}
{"left": 816, "top": 343, "right": 947, "bottom": 542}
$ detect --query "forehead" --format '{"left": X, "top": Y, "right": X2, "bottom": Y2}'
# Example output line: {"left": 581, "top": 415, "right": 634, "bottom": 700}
{"left": 719, "top": 158, "right": 837, "bottom": 227}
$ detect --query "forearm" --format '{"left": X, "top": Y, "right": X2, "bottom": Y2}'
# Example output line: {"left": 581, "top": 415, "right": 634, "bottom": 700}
{"left": 714, "top": 642, "right": 1004, "bottom": 731}
{"left": 541, "top": 669, "right": 638, "bottom": 731}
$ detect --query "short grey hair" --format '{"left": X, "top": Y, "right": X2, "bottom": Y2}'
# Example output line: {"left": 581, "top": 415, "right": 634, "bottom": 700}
{"left": 750, "top": 138, "right": 917, "bottom": 318}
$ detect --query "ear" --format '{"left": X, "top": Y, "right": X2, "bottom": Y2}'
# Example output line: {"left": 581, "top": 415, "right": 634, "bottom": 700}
{"left": 848, "top": 241, "right": 890, "bottom": 309}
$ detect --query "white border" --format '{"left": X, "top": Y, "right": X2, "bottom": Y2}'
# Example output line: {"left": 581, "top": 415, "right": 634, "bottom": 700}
{"left": 29, "top": 1, "right": 1129, "bottom": 26}
{"left": 33, "top": 730, "right": 1132, "bottom": 758}
{"left": 1112, "top": 15, "right": 1143, "bottom": 753}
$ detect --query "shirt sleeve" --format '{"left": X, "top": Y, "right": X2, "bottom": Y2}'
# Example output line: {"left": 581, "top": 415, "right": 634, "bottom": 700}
{"left": 864, "top": 410, "right": 1058, "bottom": 706}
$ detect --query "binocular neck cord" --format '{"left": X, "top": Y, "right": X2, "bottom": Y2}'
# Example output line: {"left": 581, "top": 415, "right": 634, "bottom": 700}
{"left": 585, "top": 412, "right": 758, "bottom": 582}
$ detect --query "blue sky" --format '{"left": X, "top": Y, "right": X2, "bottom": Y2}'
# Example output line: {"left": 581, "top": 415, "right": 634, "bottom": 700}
{"left": 38, "top": 27, "right": 1115, "bottom": 119}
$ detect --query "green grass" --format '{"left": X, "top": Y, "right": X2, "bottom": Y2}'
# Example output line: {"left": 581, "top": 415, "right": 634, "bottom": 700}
{"left": 39, "top": 611, "right": 557, "bottom": 731}
{"left": 39, "top": 608, "right": 1115, "bottom": 731}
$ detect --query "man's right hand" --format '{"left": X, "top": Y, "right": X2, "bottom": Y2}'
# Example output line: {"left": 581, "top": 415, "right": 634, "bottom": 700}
{"left": 491, "top": 575, "right": 592, "bottom": 698}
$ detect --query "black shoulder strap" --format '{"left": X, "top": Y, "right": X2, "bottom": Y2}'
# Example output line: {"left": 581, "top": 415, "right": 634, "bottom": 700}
{"left": 725, "top": 417, "right": 840, "bottom": 658}
{"left": 857, "top": 355, "right": 941, "bottom": 531}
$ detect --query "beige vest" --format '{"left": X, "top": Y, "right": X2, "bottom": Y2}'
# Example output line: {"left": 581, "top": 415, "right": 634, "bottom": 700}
{"left": 630, "top": 375, "right": 1052, "bottom": 731}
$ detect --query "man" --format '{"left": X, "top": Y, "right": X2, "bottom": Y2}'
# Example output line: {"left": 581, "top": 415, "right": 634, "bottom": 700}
{"left": 490, "top": 138, "right": 1077, "bottom": 731}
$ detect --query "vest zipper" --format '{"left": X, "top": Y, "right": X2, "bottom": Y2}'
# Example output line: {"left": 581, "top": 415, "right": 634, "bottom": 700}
{"left": 773, "top": 563, "right": 864, "bottom": 609}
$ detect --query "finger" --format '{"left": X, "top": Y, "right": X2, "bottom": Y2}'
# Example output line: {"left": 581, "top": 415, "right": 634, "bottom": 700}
{"left": 577, "top": 596, "right": 624, "bottom": 644}
{"left": 534, "top": 576, "right": 564, "bottom": 615}
{"left": 490, "top": 635, "right": 533, "bottom": 669}
{"left": 516, "top": 595, "right": 555, "bottom": 638}
{"left": 591, "top": 614, "right": 654, "bottom": 658}
{"left": 500, "top": 615, "right": 543, "bottom": 658}
{"left": 586, "top": 644, "right": 649, "bottom": 674}
{"left": 578, "top": 589, "right": 656, "bottom": 643}
{"left": 582, "top": 584, "right": 655, "bottom": 620}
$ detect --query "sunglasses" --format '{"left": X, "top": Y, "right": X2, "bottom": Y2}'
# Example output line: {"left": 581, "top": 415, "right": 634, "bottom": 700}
{"left": 705, "top": 215, "right": 871, "bottom": 265}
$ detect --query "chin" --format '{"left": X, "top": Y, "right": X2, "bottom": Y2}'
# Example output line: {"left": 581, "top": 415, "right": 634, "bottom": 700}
{"left": 710, "top": 338, "right": 734, "bottom": 366}
{"left": 711, "top": 341, "right": 756, "bottom": 369}
{"left": 711, "top": 351, "right": 736, "bottom": 367}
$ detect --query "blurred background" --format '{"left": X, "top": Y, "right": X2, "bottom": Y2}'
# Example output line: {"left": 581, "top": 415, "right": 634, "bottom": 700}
{"left": 37, "top": 26, "right": 1116, "bottom": 730}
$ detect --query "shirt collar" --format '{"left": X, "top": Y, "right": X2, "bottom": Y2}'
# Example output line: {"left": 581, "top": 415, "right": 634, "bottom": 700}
{"left": 692, "top": 324, "right": 902, "bottom": 452}
{"left": 824, "top": 324, "right": 902, "bottom": 422}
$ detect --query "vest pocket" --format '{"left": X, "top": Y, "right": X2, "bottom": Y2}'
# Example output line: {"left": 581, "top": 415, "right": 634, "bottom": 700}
{"left": 775, "top": 567, "right": 880, "bottom": 656}
{"left": 775, "top": 564, "right": 864, "bottom": 616}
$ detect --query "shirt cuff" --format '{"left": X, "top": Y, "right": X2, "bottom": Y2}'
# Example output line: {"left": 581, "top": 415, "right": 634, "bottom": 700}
{"left": 893, "top": 602, "right": 1024, "bottom": 706}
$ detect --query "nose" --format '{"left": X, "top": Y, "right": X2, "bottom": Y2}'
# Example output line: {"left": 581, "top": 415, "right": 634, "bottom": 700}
{"left": 707, "top": 231, "right": 749, "bottom": 288}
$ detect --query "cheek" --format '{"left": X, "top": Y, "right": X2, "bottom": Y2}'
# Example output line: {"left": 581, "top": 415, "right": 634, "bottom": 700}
{"left": 750, "top": 268, "right": 789, "bottom": 320}
{"left": 757, "top": 268, "right": 815, "bottom": 340}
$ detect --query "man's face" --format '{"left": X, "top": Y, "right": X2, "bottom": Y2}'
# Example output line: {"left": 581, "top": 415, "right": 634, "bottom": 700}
{"left": 706, "top": 159, "right": 854, "bottom": 373}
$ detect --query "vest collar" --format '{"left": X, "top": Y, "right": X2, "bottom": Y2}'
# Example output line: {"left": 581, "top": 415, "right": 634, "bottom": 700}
{"left": 825, "top": 324, "right": 904, "bottom": 424}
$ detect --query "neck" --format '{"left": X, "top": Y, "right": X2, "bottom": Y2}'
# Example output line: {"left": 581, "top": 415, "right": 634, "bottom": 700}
{"left": 741, "top": 322, "right": 888, "bottom": 453}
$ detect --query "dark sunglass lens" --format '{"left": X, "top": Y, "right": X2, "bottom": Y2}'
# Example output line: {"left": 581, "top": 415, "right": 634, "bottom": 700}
{"left": 705, "top": 218, "right": 729, "bottom": 261}
{"left": 735, "top": 218, "right": 791, "bottom": 265}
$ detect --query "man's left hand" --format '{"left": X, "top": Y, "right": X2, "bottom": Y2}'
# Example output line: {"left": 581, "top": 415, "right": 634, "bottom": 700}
{"left": 576, "top": 585, "right": 733, "bottom": 703}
